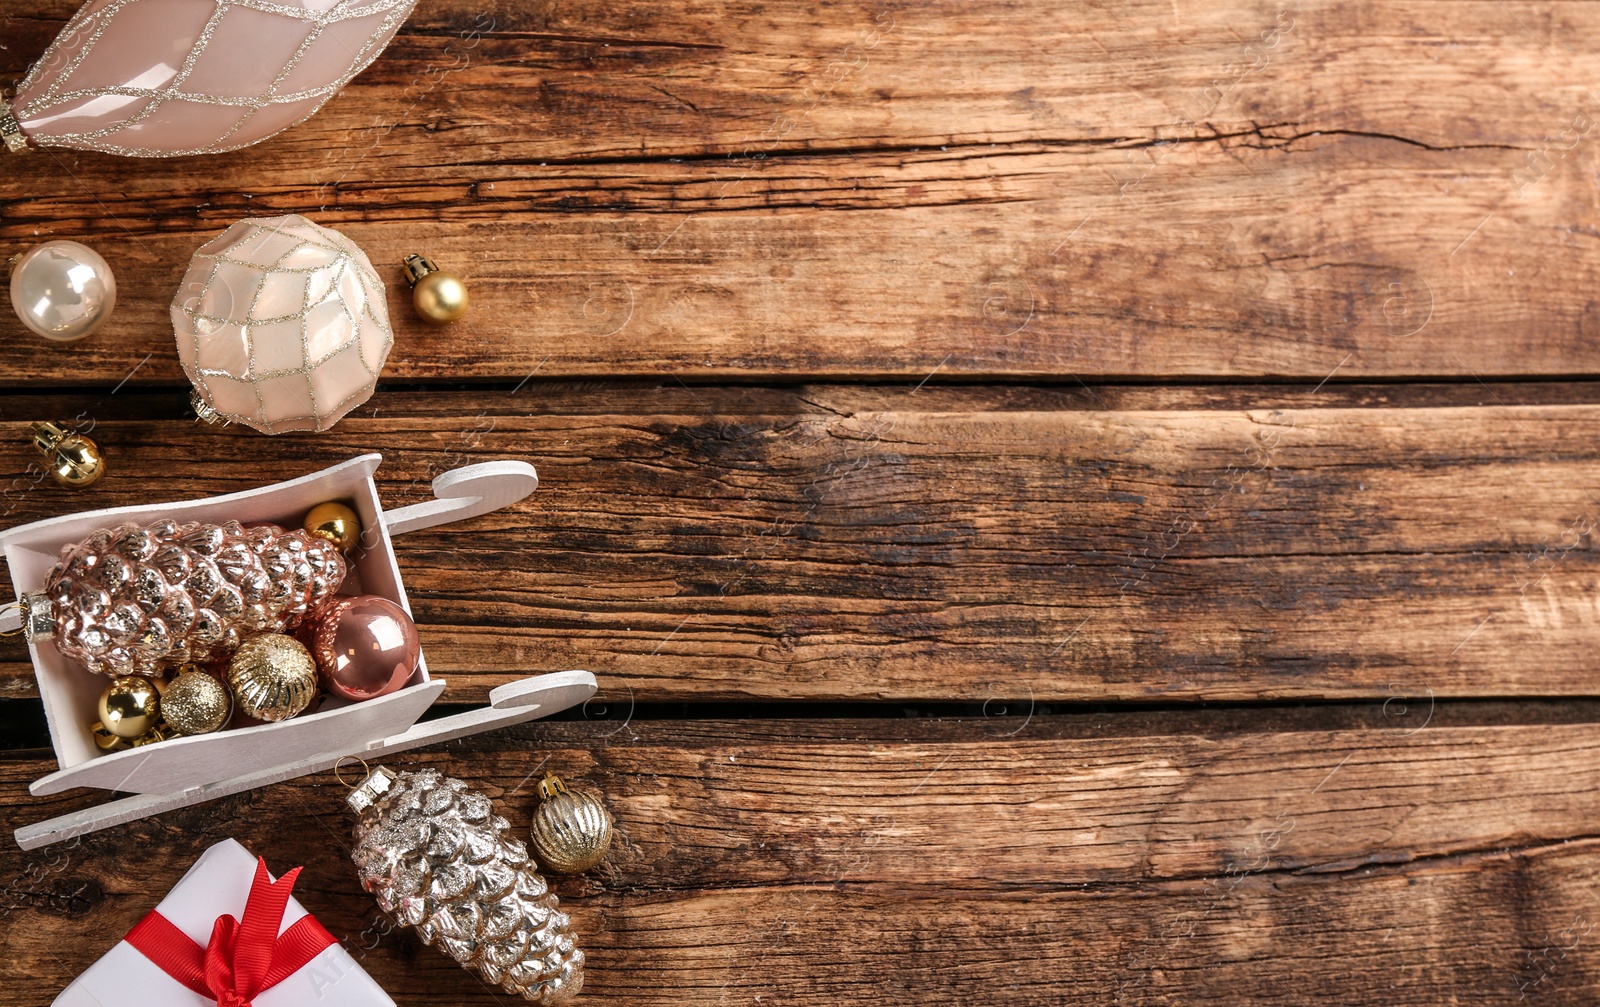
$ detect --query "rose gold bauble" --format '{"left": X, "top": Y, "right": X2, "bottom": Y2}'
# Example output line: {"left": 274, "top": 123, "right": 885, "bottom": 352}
{"left": 310, "top": 595, "right": 419, "bottom": 702}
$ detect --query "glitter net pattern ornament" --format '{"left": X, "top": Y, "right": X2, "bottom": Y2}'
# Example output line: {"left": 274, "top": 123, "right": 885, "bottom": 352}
{"left": 350, "top": 767, "right": 584, "bottom": 1003}
{"left": 1, "top": 0, "right": 420, "bottom": 157}
{"left": 173, "top": 214, "right": 394, "bottom": 434}
{"left": 22, "top": 518, "right": 345, "bottom": 678}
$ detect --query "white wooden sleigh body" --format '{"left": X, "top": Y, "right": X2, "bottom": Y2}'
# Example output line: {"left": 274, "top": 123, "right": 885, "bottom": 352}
{"left": 0, "top": 454, "right": 597, "bottom": 850}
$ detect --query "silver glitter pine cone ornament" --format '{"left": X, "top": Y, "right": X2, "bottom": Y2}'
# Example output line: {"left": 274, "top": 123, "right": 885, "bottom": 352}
{"left": 348, "top": 766, "right": 584, "bottom": 1003}
{"left": 530, "top": 773, "right": 613, "bottom": 874}
{"left": 21, "top": 518, "right": 345, "bottom": 677}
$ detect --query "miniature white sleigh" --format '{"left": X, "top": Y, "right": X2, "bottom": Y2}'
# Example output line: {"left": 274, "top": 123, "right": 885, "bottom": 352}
{"left": 0, "top": 454, "right": 597, "bottom": 851}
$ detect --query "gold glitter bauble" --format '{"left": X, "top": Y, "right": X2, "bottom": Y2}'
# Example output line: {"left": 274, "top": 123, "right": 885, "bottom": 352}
{"left": 97, "top": 675, "right": 160, "bottom": 738}
{"left": 303, "top": 501, "right": 362, "bottom": 552}
{"left": 530, "top": 773, "right": 613, "bottom": 874}
{"left": 228, "top": 634, "right": 317, "bottom": 722}
{"left": 163, "top": 669, "right": 232, "bottom": 735}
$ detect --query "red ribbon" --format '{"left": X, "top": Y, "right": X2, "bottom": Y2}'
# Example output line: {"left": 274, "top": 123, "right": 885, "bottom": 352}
{"left": 125, "top": 858, "right": 336, "bottom": 1007}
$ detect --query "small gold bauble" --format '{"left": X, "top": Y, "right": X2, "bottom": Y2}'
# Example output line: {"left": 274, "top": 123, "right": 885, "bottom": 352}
{"left": 303, "top": 501, "right": 362, "bottom": 552}
{"left": 90, "top": 722, "right": 129, "bottom": 751}
{"left": 97, "top": 675, "right": 160, "bottom": 738}
{"left": 228, "top": 634, "right": 318, "bottom": 722}
{"left": 530, "top": 773, "right": 613, "bottom": 873}
{"left": 402, "top": 254, "right": 469, "bottom": 324}
{"left": 30, "top": 420, "right": 105, "bottom": 488}
{"left": 90, "top": 719, "right": 174, "bottom": 751}
{"left": 413, "top": 272, "right": 469, "bottom": 324}
{"left": 163, "top": 670, "right": 232, "bottom": 735}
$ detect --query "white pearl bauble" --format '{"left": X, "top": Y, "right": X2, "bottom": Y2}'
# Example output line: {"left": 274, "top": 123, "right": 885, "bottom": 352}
{"left": 9, "top": 240, "right": 117, "bottom": 341}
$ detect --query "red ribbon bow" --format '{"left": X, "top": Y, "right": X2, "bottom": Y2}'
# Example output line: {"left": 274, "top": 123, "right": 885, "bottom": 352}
{"left": 126, "top": 858, "right": 336, "bottom": 1007}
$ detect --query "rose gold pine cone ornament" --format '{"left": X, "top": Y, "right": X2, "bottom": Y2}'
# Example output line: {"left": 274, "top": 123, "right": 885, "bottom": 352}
{"left": 20, "top": 518, "right": 345, "bottom": 677}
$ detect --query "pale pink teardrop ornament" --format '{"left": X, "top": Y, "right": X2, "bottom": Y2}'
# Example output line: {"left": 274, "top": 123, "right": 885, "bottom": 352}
{"left": 1, "top": 0, "right": 419, "bottom": 157}
{"left": 173, "top": 214, "right": 394, "bottom": 434}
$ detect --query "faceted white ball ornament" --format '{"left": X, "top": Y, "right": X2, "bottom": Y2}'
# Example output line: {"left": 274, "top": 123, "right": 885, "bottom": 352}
{"left": 172, "top": 214, "right": 393, "bottom": 435}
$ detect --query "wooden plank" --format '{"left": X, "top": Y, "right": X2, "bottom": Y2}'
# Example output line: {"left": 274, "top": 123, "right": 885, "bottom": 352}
{"left": 6, "top": 385, "right": 1600, "bottom": 703}
{"left": 12, "top": 867, "right": 1594, "bottom": 1004}
{"left": 2, "top": 716, "right": 1597, "bottom": 1003}
{"left": 4, "top": 3, "right": 1600, "bottom": 383}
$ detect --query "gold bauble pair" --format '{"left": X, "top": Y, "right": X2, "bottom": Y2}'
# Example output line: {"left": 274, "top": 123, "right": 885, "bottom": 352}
{"left": 94, "top": 667, "right": 234, "bottom": 750}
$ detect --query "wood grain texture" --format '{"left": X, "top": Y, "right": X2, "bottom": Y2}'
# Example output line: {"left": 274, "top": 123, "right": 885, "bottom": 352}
{"left": 2, "top": 717, "right": 1598, "bottom": 1004}
{"left": 2, "top": 0, "right": 1597, "bottom": 1001}
{"left": 5, "top": 386, "right": 1600, "bottom": 703}
{"left": 4, "top": 2, "right": 1600, "bottom": 382}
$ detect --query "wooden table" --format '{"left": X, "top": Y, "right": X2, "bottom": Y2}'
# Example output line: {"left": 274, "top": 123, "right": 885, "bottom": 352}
{"left": 3, "top": 1, "right": 1599, "bottom": 1002}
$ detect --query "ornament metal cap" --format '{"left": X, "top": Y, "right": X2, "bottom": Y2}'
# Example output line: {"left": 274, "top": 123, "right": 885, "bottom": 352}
{"left": 347, "top": 764, "right": 397, "bottom": 813}
{"left": 0, "top": 101, "right": 28, "bottom": 155}
{"left": 90, "top": 722, "right": 128, "bottom": 751}
{"left": 401, "top": 254, "right": 439, "bottom": 286}
{"left": 130, "top": 724, "right": 174, "bottom": 747}
{"left": 18, "top": 592, "right": 53, "bottom": 642}
{"left": 537, "top": 772, "right": 572, "bottom": 801}
{"left": 190, "top": 389, "right": 227, "bottom": 425}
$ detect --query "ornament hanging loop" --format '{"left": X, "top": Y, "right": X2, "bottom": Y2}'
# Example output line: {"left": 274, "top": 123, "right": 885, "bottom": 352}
{"left": 0, "top": 601, "right": 23, "bottom": 637}
{"left": 333, "top": 755, "right": 372, "bottom": 789}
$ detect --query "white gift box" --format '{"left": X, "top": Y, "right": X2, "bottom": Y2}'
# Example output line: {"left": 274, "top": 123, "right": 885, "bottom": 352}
{"left": 3, "top": 455, "right": 599, "bottom": 850}
{"left": 53, "top": 838, "right": 394, "bottom": 1007}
